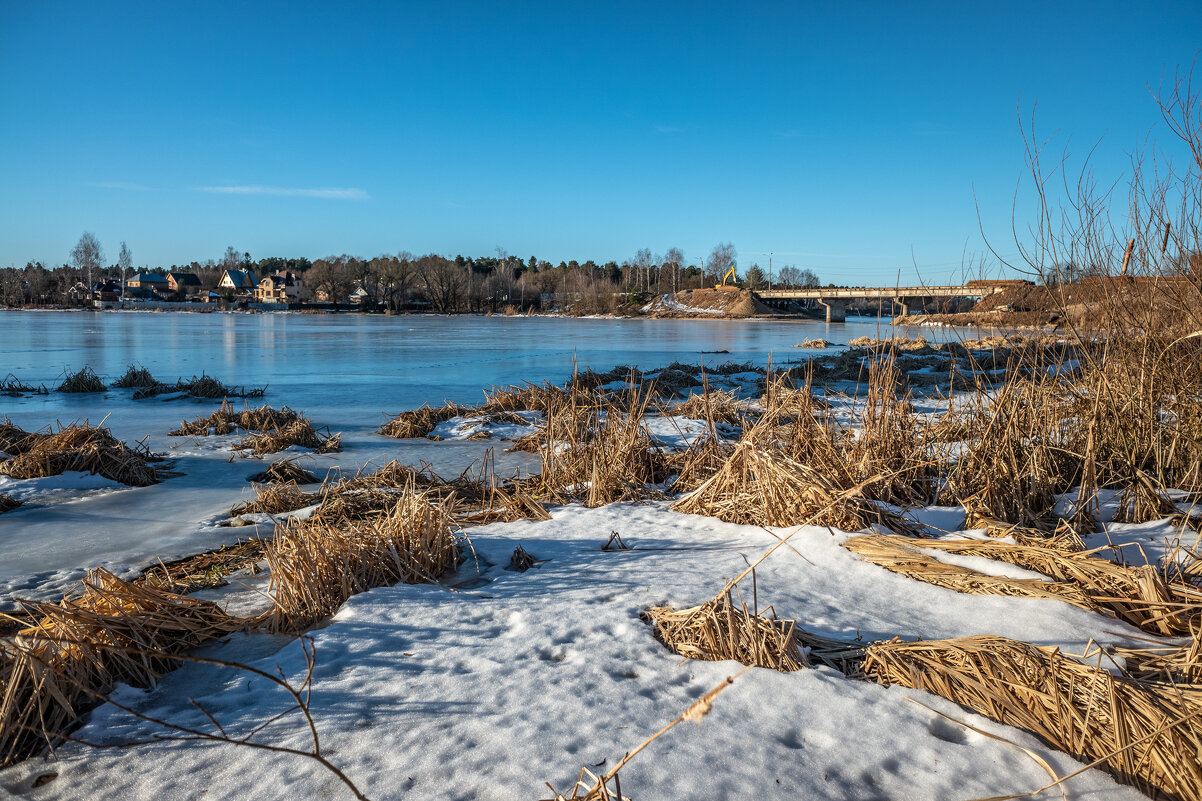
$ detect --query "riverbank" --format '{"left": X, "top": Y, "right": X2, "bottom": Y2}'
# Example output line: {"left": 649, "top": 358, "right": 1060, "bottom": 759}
{"left": 3, "top": 328, "right": 1200, "bottom": 799}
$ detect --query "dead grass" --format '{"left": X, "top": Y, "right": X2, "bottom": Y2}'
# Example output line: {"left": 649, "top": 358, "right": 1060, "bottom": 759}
{"left": 131, "top": 373, "right": 266, "bottom": 400}
{"left": 842, "top": 533, "right": 1099, "bottom": 608}
{"left": 862, "top": 635, "right": 1202, "bottom": 801}
{"left": 1118, "top": 621, "right": 1202, "bottom": 683}
{"left": 0, "top": 493, "right": 21, "bottom": 514}
{"left": 643, "top": 582, "right": 803, "bottom": 672}
{"left": 54, "top": 367, "right": 106, "bottom": 393}
{"left": 527, "top": 385, "right": 670, "bottom": 507}
{"left": 234, "top": 418, "right": 340, "bottom": 456}
{"left": 377, "top": 402, "right": 468, "bottom": 438}
{"left": 138, "top": 539, "right": 266, "bottom": 594}
{"left": 231, "top": 481, "right": 320, "bottom": 516}
{"left": 0, "top": 422, "right": 172, "bottom": 487}
{"left": 171, "top": 401, "right": 301, "bottom": 436}
{"left": 847, "top": 534, "right": 1201, "bottom": 635}
{"left": 0, "top": 375, "right": 47, "bottom": 397}
{"left": 112, "top": 365, "right": 159, "bottom": 389}
{"left": 0, "top": 569, "right": 243, "bottom": 767}
{"left": 671, "top": 439, "right": 922, "bottom": 534}
{"left": 246, "top": 458, "right": 320, "bottom": 484}
{"left": 266, "top": 482, "right": 459, "bottom": 630}
{"left": 171, "top": 403, "right": 338, "bottom": 455}
{"left": 675, "top": 387, "right": 747, "bottom": 427}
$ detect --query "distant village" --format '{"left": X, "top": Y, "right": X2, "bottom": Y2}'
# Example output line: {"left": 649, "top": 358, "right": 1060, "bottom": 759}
{"left": 91, "top": 268, "right": 319, "bottom": 307}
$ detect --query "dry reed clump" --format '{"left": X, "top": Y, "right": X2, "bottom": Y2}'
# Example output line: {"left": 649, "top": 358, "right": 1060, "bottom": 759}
{"left": 0, "top": 568, "right": 243, "bottom": 767}
{"left": 54, "top": 367, "right": 106, "bottom": 393}
{"left": 757, "top": 361, "right": 936, "bottom": 510}
{"left": 132, "top": 373, "right": 266, "bottom": 400}
{"left": 112, "top": 364, "right": 159, "bottom": 389}
{"left": 842, "top": 533, "right": 1099, "bottom": 607}
{"left": 170, "top": 401, "right": 302, "bottom": 436}
{"left": 246, "top": 458, "right": 320, "bottom": 484}
{"left": 1118, "top": 621, "right": 1202, "bottom": 683}
{"left": 528, "top": 386, "right": 671, "bottom": 507}
{"left": 479, "top": 381, "right": 573, "bottom": 415}
{"left": 138, "top": 538, "right": 266, "bottom": 594}
{"left": 660, "top": 436, "right": 734, "bottom": 494}
{"left": 946, "top": 376, "right": 1084, "bottom": 531}
{"left": 675, "top": 387, "right": 747, "bottom": 427}
{"left": 265, "top": 482, "right": 459, "bottom": 630}
{"left": 0, "top": 423, "right": 171, "bottom": 487}
{"left": 911, "top": 536, "right": 1202, "bottom": 635}
{"left": 796, "top": 338, "right": 830, "bottom": 348}
{"left": 0, "top": 374, "right": 47, "bottom": 397}
{"left": 845, "top": 534, "right": 1201, "bottom": 635}
{"left": 234, "top": 418, "right": 341, "bottom": 456}
{"left": 0, "top": 493, "right": 21, "bottom": 514}
{"left": 671, "top": 439, "right": 922, "bottom": 535}
{"left": 377, "top": 402, "right": 469, "bottom": 438}
{"left": 643, "top": 583, "right": 804, "bottom": 672}
{"left": 0, "top": 420, "right": 39, "bottom": 456}
{"left": 861, "top": 635, "right": 1202, "bottom": 801}
{"left": 230, "top": 481, "right": 320, "bottom": 517}
{"left": 844, "top": 359, "right": 938, "bottom": 506}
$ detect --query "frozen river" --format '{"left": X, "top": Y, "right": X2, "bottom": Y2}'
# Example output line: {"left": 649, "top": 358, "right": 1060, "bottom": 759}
{"left": 0, "top": 309, "right": 941, "bottom": 417}
{"left": 0, "top": 309, "right": 961, "bottom": 604}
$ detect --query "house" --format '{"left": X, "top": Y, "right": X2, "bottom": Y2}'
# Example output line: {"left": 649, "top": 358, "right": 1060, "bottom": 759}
{"left": 254, "top": 272, "right": 302, "bottom": 303}
{"left": 167, "top": 272, "right": 202, "bottom": 299}
{"left": 349, "top": 284, "right": 378, "bottom": 305}
{"left": 218, "top": 269, "right": 257, "bottom": 297}
{"left": 127, "top": 272, "right": 169, "bottom": 291}
{"left": 92, "top": 281, "right": 122, "bottom": 302}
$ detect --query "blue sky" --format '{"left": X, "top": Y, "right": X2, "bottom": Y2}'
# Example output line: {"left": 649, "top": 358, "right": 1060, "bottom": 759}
{"left": 2, "top": 1, "right": 1199, "bottom": 284}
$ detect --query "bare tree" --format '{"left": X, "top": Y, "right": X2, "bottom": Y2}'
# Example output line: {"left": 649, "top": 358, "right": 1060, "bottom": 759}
{"left": 705, "top": 242, "right": 737, "bottom": 286}
{"left": 117, "top": 241, "right": 132, "bottom": 290}
{"left": 222, "top": 246, "right": 242, "bottom": 273}
{"left": 416, "top": 255, "right": 466, "bottom": 312}
{"left": 379, "top": 252, "right": 415, "bottom": 311}
{"left": 663, "top": 247, "right": 684, "bottom": 294}
{"left": 70, "top": 232, "right": 104, "bottom": 299}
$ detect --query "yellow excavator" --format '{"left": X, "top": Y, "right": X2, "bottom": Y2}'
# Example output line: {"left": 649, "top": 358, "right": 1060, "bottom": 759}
{"left": 715, "top": 266, "right": 738, "bottom": 290}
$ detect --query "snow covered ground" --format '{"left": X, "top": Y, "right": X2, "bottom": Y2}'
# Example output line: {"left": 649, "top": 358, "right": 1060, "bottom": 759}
{"left": 0, "top": 312, "right": 1188, "bottom": 800}
{"left": 0, "top": 502, "right": 1155, "bottom": 800}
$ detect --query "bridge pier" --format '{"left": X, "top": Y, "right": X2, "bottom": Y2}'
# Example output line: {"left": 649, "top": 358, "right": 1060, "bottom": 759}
{"left": 817, "top": 297, "right": 847, "bottom": 323}
{"left": 892, "top": 297, "right": 910, "bottom": 317}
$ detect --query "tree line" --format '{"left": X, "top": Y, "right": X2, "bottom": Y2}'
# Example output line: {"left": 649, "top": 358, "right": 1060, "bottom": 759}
{"left": 0, "top": 234, "right": 824, "bottom": 310}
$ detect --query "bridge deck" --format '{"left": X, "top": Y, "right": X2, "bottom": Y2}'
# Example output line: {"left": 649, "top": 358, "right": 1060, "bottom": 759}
{"left": 758, "top": 285, "right": 1000, "bottom": 300}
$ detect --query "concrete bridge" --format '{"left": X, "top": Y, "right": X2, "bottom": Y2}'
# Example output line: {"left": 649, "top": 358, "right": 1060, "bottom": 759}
{"left": 756, "top": 283, "right": 1015, "bottom": 322}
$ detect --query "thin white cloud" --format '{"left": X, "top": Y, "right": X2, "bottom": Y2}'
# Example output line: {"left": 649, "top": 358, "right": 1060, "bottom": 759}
{"left": 194, "top": 185, "right": 370, "bottom": 200}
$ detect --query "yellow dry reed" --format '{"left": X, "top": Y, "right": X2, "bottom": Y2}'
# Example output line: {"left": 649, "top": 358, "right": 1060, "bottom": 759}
{"left": 265, "top": 482, "right": 459, "bottom": 630}
{"left": 842, "top": 533, "right": 1100, "bottom": 609}
{"left": 644, "top": 589, "right": 803, "bottom": 672}
{"left": 0, "top": 423, "right": 170, "bottom": 487}
{"left": 671, "top": 439, "right": 922, "bottom": 534}
{"left": 862, "top": 635, "right": 1202, "bottom": 801}
{"left": 1, "top": 569, "right": 242, "bottom": 767}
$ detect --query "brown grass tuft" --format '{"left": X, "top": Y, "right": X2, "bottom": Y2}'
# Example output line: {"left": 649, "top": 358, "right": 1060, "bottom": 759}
{"left": 265, "top": 482, "right": 459, "bottom": 630}
{"left": 671, "top": 439, "right": 922, "bottom": 534}
{"left": 862, "top": 635, "right": 1202, "bottom": 801}
{"left": 644, "top": 583, "right": 804, "bottom": 672}
{"left": 246, "top": 458, "right": 320, "bottom": 485}
{"left": 54, "top": 367, "right": 106, "bottom": 393}
{"left": 1, "top": 569, "right": 243, "bottom": 767}
{"left": 0, "top": 423, "right": 171, "bottom": 487}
